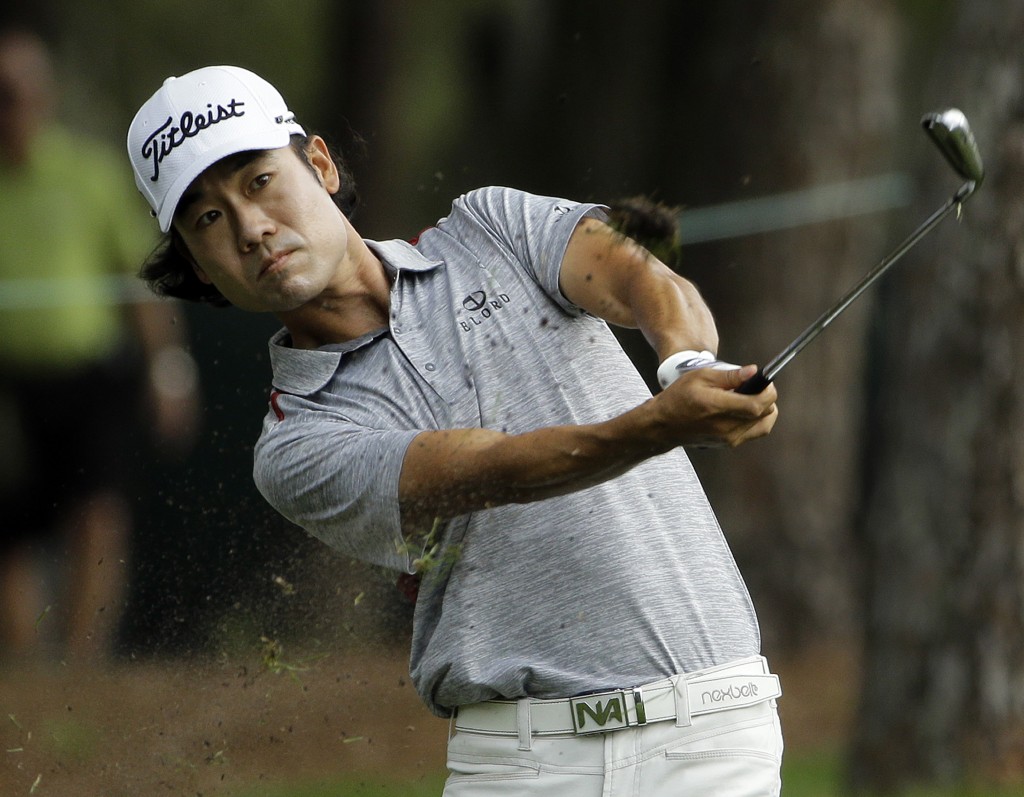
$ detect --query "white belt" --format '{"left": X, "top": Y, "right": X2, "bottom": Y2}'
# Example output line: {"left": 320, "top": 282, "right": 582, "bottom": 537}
{"left": 454, "top": 656, "right": 781, "bottom": 738}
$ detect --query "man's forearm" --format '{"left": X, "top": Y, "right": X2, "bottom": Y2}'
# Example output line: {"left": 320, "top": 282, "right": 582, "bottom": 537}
{"left": 628, "top": 268, "right": 720, "bottom": 363}
{"left": 399, "top": 367, "right": 777, "bottom": 533}
{"left": 399, "top": 406, "right": 664, "bottom": 532}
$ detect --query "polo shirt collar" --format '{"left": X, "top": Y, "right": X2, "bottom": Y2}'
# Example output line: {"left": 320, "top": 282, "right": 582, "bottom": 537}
{"left": 267, "top": 237, "right": 443, "bottom": 395}
{"left": 368, "top": 237, "right": 443, "bottom": 275}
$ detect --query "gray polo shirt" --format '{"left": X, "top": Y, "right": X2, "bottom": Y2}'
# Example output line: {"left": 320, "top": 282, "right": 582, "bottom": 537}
{"left": 254, "top": 187, "right": 759, "bottom": 717}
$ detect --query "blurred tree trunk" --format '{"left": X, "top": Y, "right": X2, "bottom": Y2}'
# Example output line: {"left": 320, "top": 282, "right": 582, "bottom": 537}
{"left": 852, "top": 0, "right": 1024, "bottom": 791}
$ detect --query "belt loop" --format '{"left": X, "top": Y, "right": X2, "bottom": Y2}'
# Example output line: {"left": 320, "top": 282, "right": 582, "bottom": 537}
{"left": 672, "top": 674, "right": 692, "bottom": 728}
{"left": 516, "top": 698, "right": 533, "bottom": 751}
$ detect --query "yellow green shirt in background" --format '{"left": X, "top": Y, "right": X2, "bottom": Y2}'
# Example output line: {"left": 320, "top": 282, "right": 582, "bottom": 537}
{"left": 0, "top": 126, "right": 156, "bottom": 373}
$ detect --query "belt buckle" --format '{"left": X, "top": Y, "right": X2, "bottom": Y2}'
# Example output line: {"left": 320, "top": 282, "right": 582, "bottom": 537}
{"left": 569, "top": 688, "right": 646, "bottom": 735}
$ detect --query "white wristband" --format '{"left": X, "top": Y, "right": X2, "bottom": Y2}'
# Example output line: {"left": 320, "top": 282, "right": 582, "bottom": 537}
{"left": 657, "top": 350, "right": 740, "bottom": 389}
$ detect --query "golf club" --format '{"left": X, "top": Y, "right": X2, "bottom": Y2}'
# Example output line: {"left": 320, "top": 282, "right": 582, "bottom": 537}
{"left": 736, "top": 108, "right": 984, "bottom": 395}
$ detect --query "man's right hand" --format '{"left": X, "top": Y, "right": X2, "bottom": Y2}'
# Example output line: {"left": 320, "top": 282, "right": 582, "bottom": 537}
{"left": 648, "top": 364, "right": 779, "bottom": 449}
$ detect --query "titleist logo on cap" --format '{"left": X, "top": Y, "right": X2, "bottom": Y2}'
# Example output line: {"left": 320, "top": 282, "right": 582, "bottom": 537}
{"left": 141, "top": 99, "right": 247, "bottom": 182}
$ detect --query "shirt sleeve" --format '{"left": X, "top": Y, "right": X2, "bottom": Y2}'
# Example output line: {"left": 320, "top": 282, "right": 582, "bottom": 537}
{"left": 253, "top": 395, "right": 420, "bottom": 573}
{"left": 450, "top": 187, "right": 608, "bottom": 315}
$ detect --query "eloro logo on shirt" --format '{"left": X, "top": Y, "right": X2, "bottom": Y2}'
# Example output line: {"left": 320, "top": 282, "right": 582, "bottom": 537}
{"left": 458, "top": 290, "right": 511, "bottom": 332}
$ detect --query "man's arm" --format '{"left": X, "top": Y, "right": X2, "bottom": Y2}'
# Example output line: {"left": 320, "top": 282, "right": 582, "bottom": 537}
{"left": 399, "top": 365, "right": 777, "bottom": 533}
{"left": 558, "top": 217, "right": 719, "bottom": 362}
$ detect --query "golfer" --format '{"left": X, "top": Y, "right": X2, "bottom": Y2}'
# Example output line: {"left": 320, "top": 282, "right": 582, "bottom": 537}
{"left": 128, "top": 65, "right": 783, "bottom": 796}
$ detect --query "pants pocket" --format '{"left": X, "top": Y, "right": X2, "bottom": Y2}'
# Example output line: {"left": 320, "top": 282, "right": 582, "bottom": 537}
{"left": 443, "top": 754, "right": 541, "bottom": 794}
{"left": 662, "top": 711, "right": 783, "bottom": 796}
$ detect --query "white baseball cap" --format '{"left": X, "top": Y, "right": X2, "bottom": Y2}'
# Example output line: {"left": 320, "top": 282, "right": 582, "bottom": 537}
{"left": 127, "top": 65, "right": 305, "bottom": 232}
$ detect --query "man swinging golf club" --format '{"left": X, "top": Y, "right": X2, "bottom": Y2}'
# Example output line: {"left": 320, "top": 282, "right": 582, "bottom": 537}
{"left": 128, "top": 65, "right": 783, "bottom": 795}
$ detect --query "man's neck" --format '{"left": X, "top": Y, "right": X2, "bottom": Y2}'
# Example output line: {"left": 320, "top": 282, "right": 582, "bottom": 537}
{"left": 278, "top": 240, "right": 393, "bottom": 350}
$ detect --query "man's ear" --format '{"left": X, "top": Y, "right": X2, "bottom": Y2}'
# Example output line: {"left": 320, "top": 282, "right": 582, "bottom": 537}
{"left": 307, "top": 135, "right": 340, "bottom": 194}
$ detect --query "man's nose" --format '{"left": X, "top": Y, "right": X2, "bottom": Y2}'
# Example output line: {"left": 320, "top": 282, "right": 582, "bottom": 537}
{"left": 236, "top": 203, "right": 275, "bottom": 250}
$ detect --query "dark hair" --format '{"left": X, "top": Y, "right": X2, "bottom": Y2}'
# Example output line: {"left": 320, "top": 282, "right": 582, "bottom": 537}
{"left": 139, "top": 134, "right": 358, "bottom": 307}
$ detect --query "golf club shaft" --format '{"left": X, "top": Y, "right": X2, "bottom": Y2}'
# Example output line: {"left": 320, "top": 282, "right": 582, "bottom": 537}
{"left": 736, "top": 179, "right": 976, "bottom": 395}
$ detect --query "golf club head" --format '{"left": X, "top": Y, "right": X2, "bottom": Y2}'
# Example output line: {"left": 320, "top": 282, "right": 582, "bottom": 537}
{"left": 921, "top": 108, "right": 985, "bottom": 188}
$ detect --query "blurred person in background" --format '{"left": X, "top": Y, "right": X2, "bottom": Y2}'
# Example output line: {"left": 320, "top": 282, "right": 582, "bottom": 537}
{"left": 0, "top": 26, "right": 200, "bottom": 664}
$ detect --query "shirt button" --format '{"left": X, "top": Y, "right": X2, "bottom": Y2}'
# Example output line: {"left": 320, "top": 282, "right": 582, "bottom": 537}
{"left": 425, "top": 363, "right": 436, "bottom": 372}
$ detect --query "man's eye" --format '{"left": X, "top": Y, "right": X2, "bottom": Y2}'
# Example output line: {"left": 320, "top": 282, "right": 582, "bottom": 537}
{"left": 197, "top": 209, "right": 220, "bottom": 229}
{"left": 253, "top": 173, "right": 272, "bottom": 189}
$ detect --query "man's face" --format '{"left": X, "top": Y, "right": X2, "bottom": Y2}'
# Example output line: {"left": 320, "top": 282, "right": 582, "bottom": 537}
{"left": 174, "top": 138, "right": 349, "bottom": 313}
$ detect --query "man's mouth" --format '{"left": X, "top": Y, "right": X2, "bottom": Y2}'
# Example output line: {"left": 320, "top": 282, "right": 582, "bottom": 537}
{"left": 259, "top": 249, "right": 294, "bottom": 279}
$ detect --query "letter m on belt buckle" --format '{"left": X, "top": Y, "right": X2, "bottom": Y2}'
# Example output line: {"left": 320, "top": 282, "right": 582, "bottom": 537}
{"left": 569, "top": 692, "right": 630, "bottom": 735}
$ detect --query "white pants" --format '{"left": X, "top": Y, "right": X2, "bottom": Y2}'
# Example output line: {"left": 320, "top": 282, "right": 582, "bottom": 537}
{"left": 443, "top": 690, "right": 783, "bottom": 796}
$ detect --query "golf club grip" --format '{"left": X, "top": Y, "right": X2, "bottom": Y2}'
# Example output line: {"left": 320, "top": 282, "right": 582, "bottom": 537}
{"left": 736, "top": 369, "right": 773, "bottom": 395}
